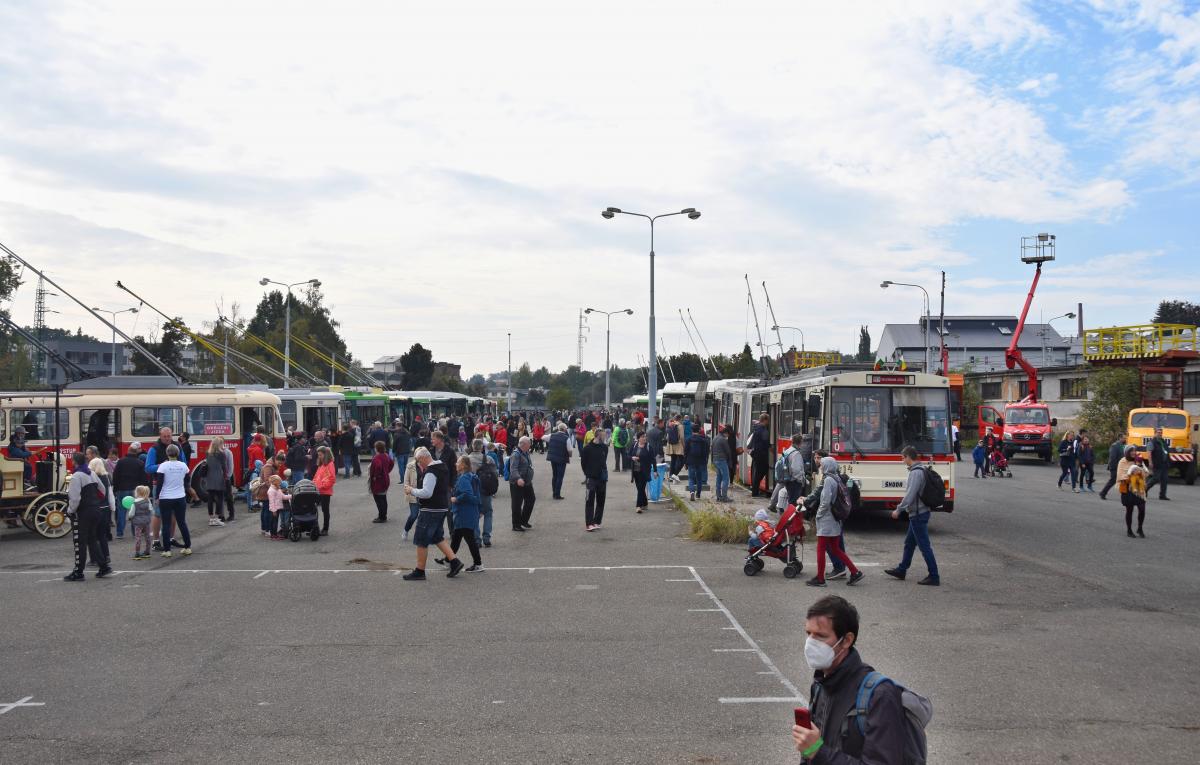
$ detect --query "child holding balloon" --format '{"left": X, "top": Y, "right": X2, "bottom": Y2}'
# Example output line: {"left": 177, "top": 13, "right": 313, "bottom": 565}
{"left": 125, "top": 486, "right": 154, "bottom": 560}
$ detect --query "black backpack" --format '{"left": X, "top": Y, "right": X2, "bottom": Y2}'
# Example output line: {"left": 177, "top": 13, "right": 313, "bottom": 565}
{"left": 918, "top": 465, "right": 945, "bottom": 510}
{"left": 476, "top": 458, "right": 499, "bottom": 497}
{"left": 667, "top": 424, "right": 680, "bottom": 445}
{"left": 831, "top": 477, "right": 853, "bottom": 522}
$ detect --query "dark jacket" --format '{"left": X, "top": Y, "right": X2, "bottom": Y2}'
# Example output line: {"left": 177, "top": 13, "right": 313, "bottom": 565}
{"left": 748, "top": 423, "right": 770, "bottom": 455}
{"left": 286, "top": 443, "right": 309, "bottom": 471}
{"left": 806, "top": 649, "right": 905, "bottom": 765}
{"left": 367, "top": 428, "right": 390, "bottom": 451}
{"left": 337, "top": 430, "right": 357, "bottom": 457}
{"left": 581, "top": 441, "right": 609, "bottom": 482}
{"left": 633, "top": 445, "right": 654, "bottom": 479}
{"left": 1106, "top": 440, "right": 1125, "bottom": 471}
{"left": 711, "top": 433, "right": 732, "bottom": 466}
{"left": 112, "top": 455, "right": 146, "bottom": 492}
{"left": 546, "top": 431, "right": 571, "bottom": 465}
{"left": 391, "top": 427, "right": 412, "bottom": 455}
{"left": 684, "top": 433, "right": 710, "bottom": 466}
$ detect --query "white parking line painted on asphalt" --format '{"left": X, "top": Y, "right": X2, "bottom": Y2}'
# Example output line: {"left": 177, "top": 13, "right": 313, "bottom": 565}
{"left": 688, "top": 609, "right": 721, "bottom": 612}
{"left": 253, "top": 570, "right": 271, "bottom": 579}
{"left": 688, "top": 566, "right": 806, "bottom": 703}
{"left": 0, "top": 696, "right": 45, "bottom": 715}
{"left": 712, "top": 648, "right": 757, "bottom": 652}
{"left": 718, "top": 697, "right": 807, "bottom": 704}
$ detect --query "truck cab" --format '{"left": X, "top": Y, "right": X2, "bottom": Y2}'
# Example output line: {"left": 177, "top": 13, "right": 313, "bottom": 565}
{"left": 979, "top": 403, "right": 1056, "bottom": 462}
{"left": 1127, "top": 408, "right": 1198, "bottom": 485}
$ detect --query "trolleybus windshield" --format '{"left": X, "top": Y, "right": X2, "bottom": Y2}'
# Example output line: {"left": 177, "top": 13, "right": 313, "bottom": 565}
{"left": 830, "top": 387, "right": 952, "bottom": 455}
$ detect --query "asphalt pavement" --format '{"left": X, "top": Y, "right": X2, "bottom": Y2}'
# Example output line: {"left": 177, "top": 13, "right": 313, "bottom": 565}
{"left": 1, "top": 454, "right": 1197, "bottom": 764}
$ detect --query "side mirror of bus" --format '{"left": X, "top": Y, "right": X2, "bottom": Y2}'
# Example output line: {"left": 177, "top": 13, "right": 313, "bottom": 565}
{"left": 1050, "top": 418, "right": 1058, "bottom": 427}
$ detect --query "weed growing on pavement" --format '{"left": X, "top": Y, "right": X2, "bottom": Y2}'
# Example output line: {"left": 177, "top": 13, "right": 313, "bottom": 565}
{"left": 667, "top": 489, "right": 753, "bottom": 544}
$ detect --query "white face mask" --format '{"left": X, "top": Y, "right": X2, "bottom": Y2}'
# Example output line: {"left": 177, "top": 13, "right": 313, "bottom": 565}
{"left": 804, "top": 635, "right": 845, "bottom": 671}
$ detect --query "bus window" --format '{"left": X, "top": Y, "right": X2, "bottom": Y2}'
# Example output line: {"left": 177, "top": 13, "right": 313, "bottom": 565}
{"left": 793, "top": 389, "right": 806, "bottom": 436}
{"left": 131, "top": 407, "right": 181, "bottom": 438}
{"left": 80, "top": 409, "right": 120, "bottom": 453}
{"left": 279, "top": 400, "right": 298, "bottom": 430}
{"left": 241, "top": 406, "right": 273, "bottom": 436}
{"left": 185, "top": 406, "right": 236, "bottom": 437}
{"left": 829, "top": 389, "right": 887, "bottom": 453}
{"left": 891, "top": 388, "right": 951, "bottom": 455}
{"left": 11, "top": 409, "right": 69, "bottom": 441}
{"left": 0, "top": 409, "right": 6, "bottom": 441}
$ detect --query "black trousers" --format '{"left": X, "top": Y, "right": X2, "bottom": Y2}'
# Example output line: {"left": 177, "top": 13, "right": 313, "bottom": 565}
{"left": 373, "top": 493, "right": 388, "bottom": 519}
{"left": 450, "top": 528, "right": 481, "bottom": 565}
{"left": 207, "top": 491, "right": 225, "bottom": 518}
{"left": 1145, "top": 464, "right": 1170, "bottom": 498}
{"left": 751, "top": 452, "right": 770, "bottom": 496}
{"left": 318, "top": 495, "right": 331, "bottom": 532}
{"left": 225, "top": 483, "right": 236, "bottom": 520}
{"left": 71, "top": 508, "right": 107, "bottom": 574}
{"left": 585, "top": 479, "right": 607, "bottom": 526}
{"left": 511, "top": 482, "right": 535, "bottom": 528}
{"left": 1080, "top": 462, "right": 1095, "bottom": 488}
{"left": 614, "top": 449, "right": 625, "bottom": 472}
{"left": 352, "top": 452, "right": 362, "bottom": 476}
{"left": 1099, "top": 467, "right": 1119, "bottom": 498}
{"left": 634, "top": 473, "right": 648, "bottom": 508}
{"left": 668, "top": 454, "right": 683, "bottom": 477}
{"left": 1123, "top": 495, "right": 1146, "bottom": 530}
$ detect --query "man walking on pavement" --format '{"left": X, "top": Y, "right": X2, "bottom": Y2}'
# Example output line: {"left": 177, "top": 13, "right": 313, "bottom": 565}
{"left": 749, "top": 414, "right": 771, "bottom": 497}
{"left": 885, "top": 445, "right": 941, "bottom": 586}
{"left": 508, "top": 436, "right": 536, "bottom": 531}
{"left": 1098, "top": 434, "right": 1127, "bottom": 500}
{"left": 546, "top": 423, "right": 571, "bottom": 500}
{"left": 1144, "top": 426, "right": 1172, "bottom": 501}
{"left": 401, "top": 447, "right": 463, "bottom": 580}
{"left": 611, "top": 419, "right": 628, "bottom": 472}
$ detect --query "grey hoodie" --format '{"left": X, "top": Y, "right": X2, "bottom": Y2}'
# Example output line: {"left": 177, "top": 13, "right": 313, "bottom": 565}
{"left": 814, "top": 456, "right": 843, "bottom": 537}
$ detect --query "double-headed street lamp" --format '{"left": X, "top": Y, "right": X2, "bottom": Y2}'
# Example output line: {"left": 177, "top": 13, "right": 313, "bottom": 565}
{"left": 585, "top": 307, "right": 634, "bottom": 410}
{"left": 602, "top": 207, "right": 701, "bottom": 423}
{"left": 259, "top": 277, "right": 321, "bottom": 388}
{"left": 92, "top": 305, "right": 139, "bottom": 376}
{"left": 880, "top": 280, "right": 931, "bottom": 370}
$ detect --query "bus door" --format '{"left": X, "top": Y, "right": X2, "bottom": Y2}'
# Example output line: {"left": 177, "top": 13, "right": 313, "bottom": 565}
{"left": 80, "top": 408, "right": 121, "bottom": 456}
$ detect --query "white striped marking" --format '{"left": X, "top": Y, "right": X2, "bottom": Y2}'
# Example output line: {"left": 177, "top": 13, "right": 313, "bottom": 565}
{"left": 718, "top": 697, "right": 807, "bottom": 704}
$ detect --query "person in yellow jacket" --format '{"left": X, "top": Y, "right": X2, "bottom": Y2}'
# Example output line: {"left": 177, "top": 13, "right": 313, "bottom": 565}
{"left": 1115, "top": 445, "right": 1150, "bottom": 539}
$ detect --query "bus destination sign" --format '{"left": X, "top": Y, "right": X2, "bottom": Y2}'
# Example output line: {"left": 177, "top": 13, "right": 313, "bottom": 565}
{"left": 868, "top": 374, "right": 913, "bottom": 385}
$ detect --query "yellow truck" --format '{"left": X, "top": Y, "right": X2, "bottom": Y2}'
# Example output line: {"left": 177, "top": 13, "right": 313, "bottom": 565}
{"left": 1127, "top": 408, "right": 1198, "bottom": 486}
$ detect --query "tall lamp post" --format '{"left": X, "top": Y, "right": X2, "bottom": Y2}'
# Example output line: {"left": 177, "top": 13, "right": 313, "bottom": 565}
{"left": 1041, "top": 311, "right": 1076, "bottom": 366}
{"left": 770, "top": 324, "right": 805, "bottom": 352}
{"left": 880, "top": 280, "right": 931, "bottom": 371}
{"left": 259, "top": 277, "right": 321, "bottom": 388}
{"left": 584, "top": 307, "right": 633, "bottom": 410}
{"left": 92, "top": 306, "right": 139, "bottom": 376}
{"left": 602, "top": 207, "right": 701, "bottom": 423}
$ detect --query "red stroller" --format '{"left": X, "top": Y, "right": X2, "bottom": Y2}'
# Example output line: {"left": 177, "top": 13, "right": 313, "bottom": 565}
{"left": 743, "top": 504, "right": 806, "bottom": 579}
{"left": 989, "top": 447, "right": 1012, "bottom": 477}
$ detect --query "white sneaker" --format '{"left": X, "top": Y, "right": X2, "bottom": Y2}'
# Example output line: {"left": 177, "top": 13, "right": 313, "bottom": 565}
{"left": 181, "top": 548, "right": 193, "bottom": 556}
{"left": 161, "top": 551, "right": 172, "bottom": 558}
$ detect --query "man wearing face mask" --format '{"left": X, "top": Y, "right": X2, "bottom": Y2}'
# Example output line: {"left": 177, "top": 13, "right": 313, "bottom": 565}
{"left": 793, "top": 596, "right": 906, "bottom": 763}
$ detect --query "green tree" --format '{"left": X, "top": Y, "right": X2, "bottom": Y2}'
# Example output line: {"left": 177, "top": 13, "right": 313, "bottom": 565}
{"left": 531, "top": 366, "right": 553, "bottom": 388}
{"left": 855, "top": 326, "right": 872, "bottom": 362}
{"left": 526, "top": 388, "right": 546, "bottom": 407}
{"left": 130, "top": 320, "right": 188, "bottom": 376}
{"left": 399, "top": 343, "right": 434, "bottom": 390}
{"left": 960, "top": 380, "right": 982, "bottom": 439}
{"left": 512, "top": 362, "right": 534, "bottom": 388}
{"left": 245, "top": 286, "right": 354, "bottom": 385}
{"left": 1153, "top": 300, "right": 1200, "bottom": 326}
{"left": 547, "top": 386, "right": 574, "bottom": 410}
{"left": 1078, "top": 367, "right": 1141, "bottom": 446}
{"left": 666, "top": 352, "right": 708, "bottom": 381}
{"left": 0, "top": 256, "right": 33, "bottom": 388}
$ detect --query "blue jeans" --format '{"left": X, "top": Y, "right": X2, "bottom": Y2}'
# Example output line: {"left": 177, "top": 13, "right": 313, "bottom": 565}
{"left": 393, "top": 453, "right": 410, "bottom": 480}
{"left": 342, "top": 455, "right": 354, "bottom": 477}
{"left": 687, "top": 463, "right": 707, "bottom": 496}
{"left": 714, "top": 461, "right": 730, "bottom": 499}
{"left": 404, "top": 503, "right": 421, "bottom": 532}
{"left": 158, "top": 497, "right": 191, "bottom": 552}
{"left": 897, "top": 512, "right": 938, "bottom": 579}
{"left": 290, "top": 468, "right": 306, "bottom": 483}
{"left": 114, "top": 490, "right": 134, "bottom": 537}
{"left": 477, "top": 494, "right": 493, "bottom": 544}
{"left": 550, "top": 461, "right": 566, "bottom": 498}
{"left": 1058, "top": 457, "right": 1077, "bottom": 488}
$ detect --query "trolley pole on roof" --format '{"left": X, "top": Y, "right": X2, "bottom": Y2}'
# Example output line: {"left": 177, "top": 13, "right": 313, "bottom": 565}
{"left": 0, "top": 240, "right": 182, "bottom": 382}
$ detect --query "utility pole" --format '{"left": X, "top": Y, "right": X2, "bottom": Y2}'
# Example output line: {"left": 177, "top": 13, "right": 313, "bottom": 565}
{"left": 33, "top": 276, "right": 51, "bottom": 384}
{"left": 577, "top": 309, "right": 589, "bottom": 369}
{"left": 330, "top": 350, "right": 336, "bottom": 385}
{"left": 939, "top": 271, "right": 947, "bottom": 374}
{"left": 222, "top": 323, "right": 229, "bottom": 385}
{"left": 507, "top": 332, "right": 513, "bottom": 412}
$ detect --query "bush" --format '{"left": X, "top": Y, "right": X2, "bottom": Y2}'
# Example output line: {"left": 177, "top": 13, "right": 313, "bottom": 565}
{"left": 1078, "top": 367, "right": 1141, "bottom": 446}
{"left": 668, "top": 490, "right": 753, "bottom": 543}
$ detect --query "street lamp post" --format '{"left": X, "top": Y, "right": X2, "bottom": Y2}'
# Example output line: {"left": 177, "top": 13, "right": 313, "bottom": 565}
{"left": 770, "top": 324, "right": 805, "bottom": 353}
{"left": 1041, "top": 311, "right": 1076, "bottom": 367}
{"left": 259, "top": 278, "right": 321, "bottom": 388}
{"left": 602, "top": 207, "right": 701, "bottom": 423}
{"left": 880, "top": 280, "right": 931, "bottom": 371}
{"left": 91, "top": 306, "right": 139, "bottom": 376}
{"left": 585, "top": 307, "right": 634, "bottom": 410}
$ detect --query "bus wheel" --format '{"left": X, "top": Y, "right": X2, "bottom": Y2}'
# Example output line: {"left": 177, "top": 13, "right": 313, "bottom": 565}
{"left": 27, "top": 493, "right": 72, "bottom": 539}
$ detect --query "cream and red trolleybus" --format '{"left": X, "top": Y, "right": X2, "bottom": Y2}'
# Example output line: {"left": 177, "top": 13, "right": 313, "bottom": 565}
{"left": 713, "top": 366, "right": 956, "bottom": 512}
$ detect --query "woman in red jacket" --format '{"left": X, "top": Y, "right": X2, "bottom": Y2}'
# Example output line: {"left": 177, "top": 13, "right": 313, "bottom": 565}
{"left": 368, "top": 440, "right": 394, "bottom": 523}
{"left": 531, "top": 419, "right": 546, "bottom": 454}
{"left": 493, "top": 425, "right": 508, "bottom": 454}
{"left": 246, "top": 434, "right": 267, "bottom": 478}
{"left": 313, "top": 446, "right": 337, "bottom": 535}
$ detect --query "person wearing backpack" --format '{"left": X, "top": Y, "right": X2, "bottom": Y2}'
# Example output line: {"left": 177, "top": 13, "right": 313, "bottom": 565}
{"left": 472, "top": 439, "right": 499, "bottom": 547}
{"left": 664, "top": 416, "right": 685, "bottom": 482}
{"left": 611, "top": 419, "right": 628, "bottom": 472}
{"left": 806, "top": 457, "right": 864, "bottom": 588}
{"left": 792, "top": 595, "right": 920, "bottom": 764}
{"left": 885, "top": 446, "right": 941, "bottom": 586}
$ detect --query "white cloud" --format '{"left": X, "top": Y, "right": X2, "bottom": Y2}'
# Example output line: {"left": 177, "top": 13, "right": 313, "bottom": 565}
{"left": 0, "top": 1, "right": 1135, "bottom": 376}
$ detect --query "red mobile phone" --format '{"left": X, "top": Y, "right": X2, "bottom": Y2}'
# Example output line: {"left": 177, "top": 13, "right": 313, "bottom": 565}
{"left": 794, "top": 707, "right": 811, "bottom": 728}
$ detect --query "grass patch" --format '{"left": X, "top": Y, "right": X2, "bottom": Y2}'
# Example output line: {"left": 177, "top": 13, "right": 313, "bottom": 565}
{"left": 667, "top": 489, "right": 753, "bottom": 544}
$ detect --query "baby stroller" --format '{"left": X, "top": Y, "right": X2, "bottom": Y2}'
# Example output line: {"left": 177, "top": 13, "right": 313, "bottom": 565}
{"left": 989, "top": 448, "right": 1012, "bottom": 478}
{"left": 285, "top": 478, "right": 321, "bottom": 542}
{"left": 743, "top": 503, "right": 806, "bottom": 579}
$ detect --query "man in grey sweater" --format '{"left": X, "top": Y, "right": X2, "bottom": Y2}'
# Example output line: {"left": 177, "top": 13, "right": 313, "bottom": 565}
{"left": 508, "top": 436, "right": 535, "bottom": 531}
{"left": 885, "top": 445, "right": 940, "bottom": 586}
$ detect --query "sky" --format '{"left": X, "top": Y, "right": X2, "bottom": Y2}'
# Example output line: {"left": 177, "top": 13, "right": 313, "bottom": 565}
{"left": 1, "top": 0, "right": 1197, "bottom": 378}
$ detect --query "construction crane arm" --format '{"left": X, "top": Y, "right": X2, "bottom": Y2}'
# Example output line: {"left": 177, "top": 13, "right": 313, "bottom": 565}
{"left": 1005, "top": 262, "right": 1043, "bottom": 404}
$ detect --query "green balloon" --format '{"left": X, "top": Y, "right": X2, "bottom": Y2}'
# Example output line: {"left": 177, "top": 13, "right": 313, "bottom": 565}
{"left": 122, "top": 496, "right": 135, "bottom": 510}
